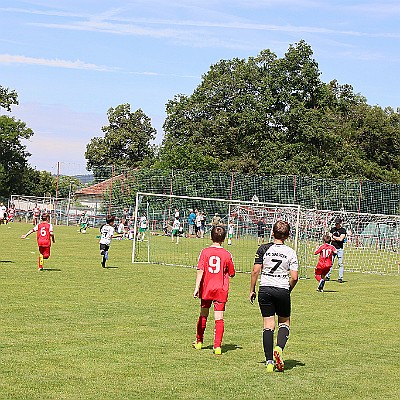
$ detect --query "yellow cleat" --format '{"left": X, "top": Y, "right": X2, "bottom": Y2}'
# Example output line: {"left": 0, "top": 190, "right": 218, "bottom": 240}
{"left": 266, "top": 362, "right": 274, "bottom": 372}
{"left": 273, "top": 346, "right": 284, "bottom": 372}
{"left": 192, "top": 341, "right": 202, "bottom": 350}
{"left": 213, "top": 347, "right": 222, "bottom": 355}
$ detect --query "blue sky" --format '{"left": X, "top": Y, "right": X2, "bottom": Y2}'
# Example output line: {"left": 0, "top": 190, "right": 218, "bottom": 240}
{"left": 1, "top": 0, "right": 399, "bottom": 175}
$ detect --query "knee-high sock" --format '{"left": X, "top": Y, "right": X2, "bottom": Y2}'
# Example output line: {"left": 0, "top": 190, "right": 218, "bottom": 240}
{"left": 196, "top": 315, "right": 207, "bottom": 342}
{"left": 263, "top": 328, "right": 274, "bottom": 361}
{"left": 277, "top": 323, "right": 290, "bottom": 350}
{"left": 38, "top": 254, "right": 44, "bottom": 268}
{"left": 214, "top": 319, "right": 224, "bottom": 348}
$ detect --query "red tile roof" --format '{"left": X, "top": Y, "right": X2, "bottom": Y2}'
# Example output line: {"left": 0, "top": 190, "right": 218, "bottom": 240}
{"left": 75, "top": 174, "right": 125, "bottom": 196}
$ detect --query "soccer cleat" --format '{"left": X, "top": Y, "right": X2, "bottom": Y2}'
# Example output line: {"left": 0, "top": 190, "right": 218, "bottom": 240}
{"left": 38, "top": 267, "right": 43, "bottom": 272}
{"left": 338, "top": 278, "right": 343, "bottom": 283}
{"left": 317, "top": 288, "right": 323, "bottom": 292}
{"left": 273, "top": 346, "right": 284, "bottom": 372}
{"left": 266, "top": 361, "right": 274, "bottom": 373}
{"left": 325, "top": 277, "right": 330, "bottom": 281}
{"left": 213, "top": 347, "right": 222, "bottom": 355}
{"left": 192, "top": 341, "right": 202, "bottom": 350}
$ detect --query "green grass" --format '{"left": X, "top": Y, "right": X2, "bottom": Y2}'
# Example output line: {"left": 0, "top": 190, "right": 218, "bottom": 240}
{"left": 1, "top": 223, "right": 399, "bottom": 399}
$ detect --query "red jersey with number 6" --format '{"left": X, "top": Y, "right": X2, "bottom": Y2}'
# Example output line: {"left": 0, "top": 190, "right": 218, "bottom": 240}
{"left": 314, "top": 243, "right": 337, "bottom": 270}
{"left": 34, "top": 222, "right": 53, "bottom": 247}
{"left": 197, "top": 246, "right": 235, "bottom": 303}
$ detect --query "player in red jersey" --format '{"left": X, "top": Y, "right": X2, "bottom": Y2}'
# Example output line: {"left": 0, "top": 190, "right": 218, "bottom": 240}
{"left": 193, "top": 226, "right": 235, "bottom": 355}
{"left": 21, "top": 213, "right": 55, "bottom": 271}
{"left": 314, "top": 234, "right": 337, "bottom": 292}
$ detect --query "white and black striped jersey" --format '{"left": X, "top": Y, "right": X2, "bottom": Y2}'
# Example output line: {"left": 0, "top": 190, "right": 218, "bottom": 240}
{"left": 255, "top": 242, "right": 298, "bottom": 290}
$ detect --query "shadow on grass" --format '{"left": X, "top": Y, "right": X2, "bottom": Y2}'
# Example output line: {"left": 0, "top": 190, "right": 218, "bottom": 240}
{"left": 257, "top": 359, "right": 305, "bottom": 371}
{"left": 203, "top": 343, "right": 243, "bottom": 353}
{"left": 104, "top": 266, "right": 118, "bottom": 269}
{"left": 0, "top": 260, "right": 14, "bottom": 263}
{"left": 42, "top": 268, "right": 62, "bottom": 272}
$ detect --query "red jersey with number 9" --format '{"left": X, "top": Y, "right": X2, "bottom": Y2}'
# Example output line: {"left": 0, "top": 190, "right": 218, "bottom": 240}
{"left": 197, "top": 246, "right": 235, "bottom": 303}
{"left": 35, "top": 222, "right": 53, "bottom": 247}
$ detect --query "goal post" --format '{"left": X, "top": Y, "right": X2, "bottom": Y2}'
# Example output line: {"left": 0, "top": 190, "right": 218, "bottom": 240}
{"left": 131, "top": 192, "right": 305, "bottom": 277}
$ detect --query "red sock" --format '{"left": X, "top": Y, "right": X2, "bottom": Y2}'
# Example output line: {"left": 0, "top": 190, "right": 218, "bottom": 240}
{"left": 214, "top": 319, "right": 224, "bottom": 348}
{"left": 196, "top": 316, "right": 207, "bottom": 342}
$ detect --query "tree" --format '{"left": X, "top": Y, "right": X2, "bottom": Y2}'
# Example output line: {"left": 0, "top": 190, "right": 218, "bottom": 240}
{"left": 0, "top": 86, "right": 34, "bottom": 197}
{"left": 159, "top": 41, "right": 400, "bottom": 183}
{"left": 85, "top": 104, "right": 156, "bottom": 177}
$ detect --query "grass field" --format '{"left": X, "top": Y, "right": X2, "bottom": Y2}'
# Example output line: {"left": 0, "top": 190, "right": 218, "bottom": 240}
{"left": 1, "top": 223, "right": 399, "bottom": 399}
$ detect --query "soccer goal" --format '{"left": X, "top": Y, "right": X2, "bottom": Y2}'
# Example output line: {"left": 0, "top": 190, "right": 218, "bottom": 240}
{"left": 298, "top": 209, "right": 400, "bottom": 276}
{"left": 131, "top": 192, "right": 306, "bottom": 276}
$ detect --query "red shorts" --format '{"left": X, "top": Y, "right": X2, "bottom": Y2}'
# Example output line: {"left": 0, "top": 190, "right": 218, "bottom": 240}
{"left": 201, "top": 299, "right": 226, "bottom": 311}
{"left": 315, "top": 266, "right": 331, "bottom": 276}
{"left": 39, "top": 246, "right": 51, "bottom": 259}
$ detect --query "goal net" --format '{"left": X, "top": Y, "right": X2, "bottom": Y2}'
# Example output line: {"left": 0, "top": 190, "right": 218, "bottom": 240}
{"left": 130, "top": 193, "right": 399, "bottom": 277}
{"left": 298, "top": 209, "right": 400, "bottom": 276}
{"left": 131, "top": 192, "right": 305, "bottom": 276}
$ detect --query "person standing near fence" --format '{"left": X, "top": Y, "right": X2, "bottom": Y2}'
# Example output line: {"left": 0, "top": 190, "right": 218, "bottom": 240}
{"left": 325, "top": 218, "right": 346, "bottom": 283}
{"left": 249, "top": 220, "right": 299, "bottom": 372}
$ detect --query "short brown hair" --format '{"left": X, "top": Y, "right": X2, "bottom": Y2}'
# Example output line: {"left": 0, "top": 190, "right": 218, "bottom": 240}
{"left": 211, "top": 226, "right": 226, "bottom": 243}
{"left": 273, "top": 220, "right": 290, "bottom": 240}
{"left": 41, "top": 213, "right": 49, "bottom": 221}
{"left": 106, "top": 215, "right": 115, "bottom": 224}
{"left": 323, "top": 234, "right": 331, "bottom": 243}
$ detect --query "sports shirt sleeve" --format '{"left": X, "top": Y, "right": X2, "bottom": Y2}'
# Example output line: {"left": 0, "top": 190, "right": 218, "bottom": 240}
{"left": 226, "top": 251, "right": 235, "bottom": 276}
{"left": 254, "top": 243, "right": 272, "bottom": 264}
{"left": 314, "top": 245, "right": 323, "bottom": 255}
{"left": 197, "top": 249, "right": 206, "bottom": 271}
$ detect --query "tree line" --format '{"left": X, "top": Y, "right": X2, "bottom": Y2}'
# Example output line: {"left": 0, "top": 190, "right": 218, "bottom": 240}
{"left": 1, "top": 40, "right": 399, "bottom": 199}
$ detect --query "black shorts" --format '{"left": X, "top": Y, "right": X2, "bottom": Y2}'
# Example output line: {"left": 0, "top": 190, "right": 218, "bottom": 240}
{"left": 100, "top": 243, "right": 110, "bottom": 254}
{"left": 258, "top": 286, "right": 291, "bottom": 318}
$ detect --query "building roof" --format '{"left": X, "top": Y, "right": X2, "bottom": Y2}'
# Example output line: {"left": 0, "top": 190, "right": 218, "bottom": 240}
{"left": 75, "top": 174, "right": 125, "bottom": 196}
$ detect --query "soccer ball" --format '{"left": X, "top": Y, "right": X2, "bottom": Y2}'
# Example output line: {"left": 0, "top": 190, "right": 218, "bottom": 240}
{"left": 81, "top": 229, "right": 86, "bottom": 234}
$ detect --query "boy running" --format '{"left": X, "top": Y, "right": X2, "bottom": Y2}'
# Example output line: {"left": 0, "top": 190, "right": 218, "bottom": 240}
{"left": 250, "top": 220, "right": 298, "bottom": 372}
{"left": 99, "top": 215, "right": 121, "bottom": 268}
{"left": 314, "top": 234, "right": 337, "bottom": 292}
{"left": 21, "top": 213, "right": 55, "bottom": 271}
{"left": 193, "top": 226, "right": 235, "bottom": 355}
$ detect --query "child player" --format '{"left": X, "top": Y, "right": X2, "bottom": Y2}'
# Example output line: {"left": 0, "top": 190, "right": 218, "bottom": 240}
{"left": 227, "top": 219, "right": 234, "bottom": 245}
{"left": 314, "top": 234, "right": 337, "bottom": 292}
{"left": 250, "top": 220, "right": 298, "bottom": 372}
{"left": 171, "top": 217, "right": 181, "bottom": 244}
{"left": 21, "top": 213, "right": 55, "bottom": 271}
{"left": 193, "top": 226, "right": 235, "bottom": 355}
{"left": 99, "top": 215, "right": 122, "bottom": 268}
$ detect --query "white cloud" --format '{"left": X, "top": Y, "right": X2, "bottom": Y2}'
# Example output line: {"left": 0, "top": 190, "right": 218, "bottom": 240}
{"left": 0, "top": 54, "right": 115, "bottom": 72}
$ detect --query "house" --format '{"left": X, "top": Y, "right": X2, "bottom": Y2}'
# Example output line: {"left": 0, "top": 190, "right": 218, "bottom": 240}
{"left": 74, "top": 174, "right": 125, "bottom": 211}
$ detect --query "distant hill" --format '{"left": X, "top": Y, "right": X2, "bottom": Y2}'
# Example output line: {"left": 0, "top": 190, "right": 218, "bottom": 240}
{"left": 74, "top": 174, "right": 94, "bottom": 185}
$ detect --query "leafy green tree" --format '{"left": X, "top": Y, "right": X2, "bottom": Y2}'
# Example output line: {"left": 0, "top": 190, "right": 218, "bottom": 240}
{"left": 85, "top": 104, "right": 156, "bottom": 177}
{"left": 0, "top": 86, "right": 34, "bottom": 197}
{"left": 159, "top": 41, "right": 400, "bottom": 183}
